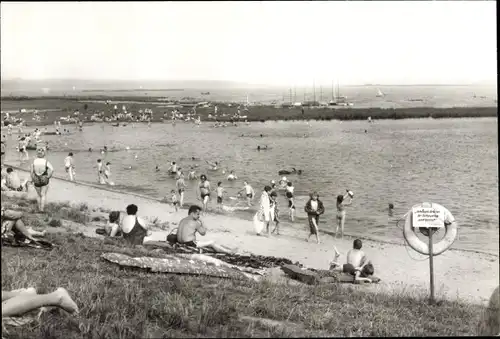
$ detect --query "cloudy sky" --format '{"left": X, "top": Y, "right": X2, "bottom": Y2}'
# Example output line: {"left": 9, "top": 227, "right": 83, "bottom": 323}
{"left": 1, "top": 1, "right": 496, "bottom": 86}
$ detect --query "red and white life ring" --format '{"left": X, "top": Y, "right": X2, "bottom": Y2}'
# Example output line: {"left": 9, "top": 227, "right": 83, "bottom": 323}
{"left": 403, "top": 202, "right": 458, "bottom": 256}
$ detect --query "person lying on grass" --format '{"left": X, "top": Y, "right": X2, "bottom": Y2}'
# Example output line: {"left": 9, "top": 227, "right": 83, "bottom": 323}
{"left": 1, "top": 206, "right": 46, "bottom": 243}
{"left": 2, "top": 287, "right": 78, "bottom": 317}
{"left": 104, "top": 204, "right": 152, "bottom": 245}
{"left": 176, "top": 205, "right": 237, "bottom": 254}
{"left": 329, "top": 239, "right": 375, "bottom": 283}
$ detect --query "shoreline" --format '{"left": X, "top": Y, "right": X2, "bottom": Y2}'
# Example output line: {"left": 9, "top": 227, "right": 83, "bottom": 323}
{"left": 2, "top": 165, "right": 498, "bottom": 305}
{"left": 0, "top": 96, "right": 496, "bottom": 127}
{"left": 5, "top": 163, "right": 498, "bottom": 258}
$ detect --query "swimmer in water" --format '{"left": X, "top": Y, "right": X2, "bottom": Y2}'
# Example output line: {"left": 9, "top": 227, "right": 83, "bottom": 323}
{"left": 155, "top": 165, "right": 160, "bottom": 172}
{"left": 197, "top": 174, "right": 211, "bottom": 214}
{"left": 285, "top": 181, "right": 295, "bottom": 222}
{"left": 205, "top": 160, "right": 219, "bottom": 171}
{"left": 168, "top": 162, "right": 178, "bottom": 174}
{"left": 335, "top": 190, "right": 354, "bottom": 239}
{"left": 88, "top": 148, "right": 92, "bottom": 152}
{"left": 227, "top": 171, "right": 237, "bottom": 181}
{"left": 257, "top": 146, "right": 261, "bottom": 151}
{"left": 187, "top": 167, "right": 197, "bottom": 180}
{"left": 238, "top": 181, "right": 255, "bottom": 207}
{"left": 388, "top": 203, "right": 394, "bottom": 217}
{"left": 176, "top": 172, "right": 187, "bottom": 207}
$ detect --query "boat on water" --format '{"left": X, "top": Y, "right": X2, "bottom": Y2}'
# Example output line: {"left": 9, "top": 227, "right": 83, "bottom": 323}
{"left": 376, "top": 88, "right": 385, "bottom": 97}
{"left": 328, "top": 80, "right": 354, "bottom": 107}
{"left": 201, "top": 92, "right": 210, "bottom": 95}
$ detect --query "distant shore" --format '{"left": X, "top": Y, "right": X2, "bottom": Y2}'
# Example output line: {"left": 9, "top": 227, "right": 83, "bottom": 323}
{"left": 0, "top": 96, "right": 497, "bottom": 127}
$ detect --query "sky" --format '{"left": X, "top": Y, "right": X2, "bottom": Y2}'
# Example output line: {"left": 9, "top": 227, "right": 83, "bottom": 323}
{"left": 1, "top": 1, "right": 497, "bottom": 86}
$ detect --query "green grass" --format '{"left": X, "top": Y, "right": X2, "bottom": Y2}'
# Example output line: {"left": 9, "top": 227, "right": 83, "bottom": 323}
{"left": 1, "top": 195, "right": 486, "bottom": 338}
{"left": 0, "top": 96, "right": 496, "bottom": 127}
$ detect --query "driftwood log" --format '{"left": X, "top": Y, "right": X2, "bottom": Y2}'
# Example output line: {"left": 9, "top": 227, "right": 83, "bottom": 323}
{"left": 100, "top": 252, "right": 249, "bottom": 280}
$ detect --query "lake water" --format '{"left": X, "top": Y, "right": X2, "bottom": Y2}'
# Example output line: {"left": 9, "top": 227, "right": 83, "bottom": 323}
{"left": 3, "top": 118, "right": 498, "bottom": 254}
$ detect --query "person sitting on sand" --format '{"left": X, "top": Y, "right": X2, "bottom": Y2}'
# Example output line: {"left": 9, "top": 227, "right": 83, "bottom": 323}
{"left": 176, "top": 205, "right": 236, "bottom": 254}
{"left": 2, "top": 287, "right": 79, "bottom": 318}
{"left": 1, "top": 206, "right": 46, "bottom": 243}
{"left": 3, "top": 168, "right": 28, "bottom": 192}
{"left": 329, "top": 239, "right": 375, "bottom": 283}
{"left": 105, "top": 204, "right": 151, "bottom": 245}
{"left": 304, "top": 191, "right": 325, "bottom": 244}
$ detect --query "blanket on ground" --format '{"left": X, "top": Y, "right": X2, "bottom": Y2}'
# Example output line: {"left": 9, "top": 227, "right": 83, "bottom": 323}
{"left": 281, "top": 265, "right": 381, "bottom": 285}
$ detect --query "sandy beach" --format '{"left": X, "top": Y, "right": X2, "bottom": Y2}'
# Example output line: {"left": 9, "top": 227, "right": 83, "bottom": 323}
{"left": 3, "top": 166, "right": 498, "bottom": 305}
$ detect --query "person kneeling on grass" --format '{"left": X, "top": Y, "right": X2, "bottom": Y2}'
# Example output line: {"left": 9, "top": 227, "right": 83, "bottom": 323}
{"left": 1, "top": 206, "right": 46, "bottom": 243}
{"left": 176, "top": 205, "right": 236, "bottom": 254}
{"left": 104, "top": 204, "right": 152, "bottom": 245}
{"left": 329, "top": 239, "right": 375, "bottom": 283}
{"left": 2, "top": 287, "right": 79, "bottom": 318}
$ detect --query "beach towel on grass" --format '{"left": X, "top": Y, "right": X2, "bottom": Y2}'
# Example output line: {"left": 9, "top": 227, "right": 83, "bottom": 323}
{"left": 281, "top": 265, "right": 381, "bottom": 285}
{"left": 100, "top": 252, "right": 249, "bottom": 280}
{"left": 1, "top": 236, "right": 54, "bottom": 250}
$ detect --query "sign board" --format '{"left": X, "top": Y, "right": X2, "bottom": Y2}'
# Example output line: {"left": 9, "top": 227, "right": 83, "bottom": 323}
{"left": 412, "top": 206, "right": 444, "bottom": 228}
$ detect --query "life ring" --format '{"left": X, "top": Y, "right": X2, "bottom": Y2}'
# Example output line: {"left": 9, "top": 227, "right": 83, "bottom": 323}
{"left": 402, "top": 202, "right": 458, "bottom": 256}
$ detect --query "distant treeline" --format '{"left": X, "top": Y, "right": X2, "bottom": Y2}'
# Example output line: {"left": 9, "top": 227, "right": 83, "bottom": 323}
{"left": 81, "top": 89, "right": 184, "bottom": 92}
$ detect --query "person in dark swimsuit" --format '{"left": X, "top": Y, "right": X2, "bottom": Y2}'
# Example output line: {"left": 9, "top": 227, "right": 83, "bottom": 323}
{"left": 121, "top": 204, "right": 149, "bottom": 245}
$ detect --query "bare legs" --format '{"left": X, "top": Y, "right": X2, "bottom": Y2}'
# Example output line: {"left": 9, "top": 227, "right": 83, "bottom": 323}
{"left": 197, "top": 240, "right": 236, "bottom": 255}
{"left": 2, "top": 212, "right": 38, "bottom": 241}
{"left": 306, "top": 217, "right": 320, "bottom": 244}
{"left": 2, "top": 287, "right": 79, "bottom": 317}
{"left": 179, "top": 192, "right": 185, "bottom": 208}
{"left": 34, "top": 185, "right": 49, "bottom": 212}
{"left": 335, "top": 213, "right": 346, "bottom": 239}
{"left": 202, "top": 196, "right": 209, "bottom": 214}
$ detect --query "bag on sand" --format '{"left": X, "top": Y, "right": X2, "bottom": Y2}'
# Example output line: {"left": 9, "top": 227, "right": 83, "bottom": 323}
{"left": 253, "top": 211, "right": 265, "bottom": 235}
{"left": 166, "top": 228, "right": 178, "bottom": 244}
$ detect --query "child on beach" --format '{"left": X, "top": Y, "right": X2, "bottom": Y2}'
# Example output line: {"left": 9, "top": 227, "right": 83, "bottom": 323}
{"left": 216, "top": 181, "right": 225, "bottom": 212}
{"left": 97, "top": 159, "right": 105, "bottom": 184}
{"left": 64, "top": 152, "right": 76, "bottom": 181}
{"left": 304, "top": 191, "right": 325, "bottom": 244}
{"left": 171, "top": 189, "right": 179, "bottom": 212}
{"left": 286, "top": 181, "right": 295, "bottom": 222}
{"left": 269, "top": 191, "right": 280, "bottom": 235}
{"left": 104, "top": 162, "right": 113, "bottom": 185}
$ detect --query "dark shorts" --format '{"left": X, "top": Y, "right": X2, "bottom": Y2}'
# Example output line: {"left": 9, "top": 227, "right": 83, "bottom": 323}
{"left": 286, "top": 191, "right": 293, "bottom": 199}
{"left": 201, "top": 193, "right": 210, "bottom": 199}
{"left": 173, "top": 201, "right": 179, "bottom": 206}
{"left": 246, "top": 193, "right": 253, "bottom": 198}
{"left": 180, "top": 240, "right": 197, "bottom": 248}
{"left": 342, "top": 263, "right": 358, "bottom": 276}
{"left": 217, "top": 196, "right": 223, "bottom": 204}
{"left": 19, "top": 148, "right": 24, "bottom": 153}
{"left": 288, "top": 200, "right": 295, "bottom": 209}
{"left": 178, "top": 188, "right": 184, "bottom": 195}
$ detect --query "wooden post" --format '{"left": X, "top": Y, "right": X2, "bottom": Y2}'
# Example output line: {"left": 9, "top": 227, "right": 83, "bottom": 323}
{"left": 428, "top": 228, "right": 436, "bottom": 305}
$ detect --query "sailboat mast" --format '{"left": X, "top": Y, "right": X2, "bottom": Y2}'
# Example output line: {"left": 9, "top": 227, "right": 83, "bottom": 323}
{"left": 331, "top": 80, "right": 334, "bottom": 101}
{"left": 313, "top": 80, "right": 316, "bottom": 103}
{"left": 289, "top": 88, "right": 292, "bottom": 104}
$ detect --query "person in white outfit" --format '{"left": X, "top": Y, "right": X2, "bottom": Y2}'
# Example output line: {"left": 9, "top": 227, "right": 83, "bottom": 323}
{"left": 255, "top": 185, "right": 272, "bottom": 236}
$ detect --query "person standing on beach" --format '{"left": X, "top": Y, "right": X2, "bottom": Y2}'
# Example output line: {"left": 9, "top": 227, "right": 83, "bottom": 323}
{"left": 197, "top": 174, "right": 211, "bottom": 214}
{"left": 285, "top": 181, "right": 296, "bottom": 222}
{"left": 335, "top": 190, "right": 354, "bottom": 239}
{"left": 215, "top": 181, "right": 226, "bottom": 212}
{"left": 64, "top": 152, "right": 76, "bottom": 181}
{"left": 96, "top": 159, "right": 105, "bottom": 184}
{"left": 256, "top": 185, "right": 272, "bottom": 236}
{"left": 269, "top": 191, "right": 281, "bottom": 235}
{"left": 176, "top": 173, "right": 187, "bottom": 207}
{"left": 18, "top": 137, "right": 28, "bottom": 162}
{"left": 30, "top": 147, "right": 54, "bottom": 212}
{"left": 104, "top": 162, "right": 113, "bottom": 185}
{"left": 304, "top": 191, "right": 325, "bottom": 244}
{"left": 171, "top": 189, "right": 179, "bottom": 212}
{"left": 1, "top": 140, "right": 5, "bottom": 165}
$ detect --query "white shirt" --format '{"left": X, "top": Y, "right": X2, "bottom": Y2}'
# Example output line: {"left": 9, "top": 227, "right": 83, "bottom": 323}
{"left": 64, "top": 156, "right": 73, "bottom": 168}
{"left": 310, "top": 200, "right": 318, "bottom": 212}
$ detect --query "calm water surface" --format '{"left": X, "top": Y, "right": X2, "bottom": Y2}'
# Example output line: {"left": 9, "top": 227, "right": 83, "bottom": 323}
{"left": 3, "top": 118, "right": 498, "bottom": 254}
